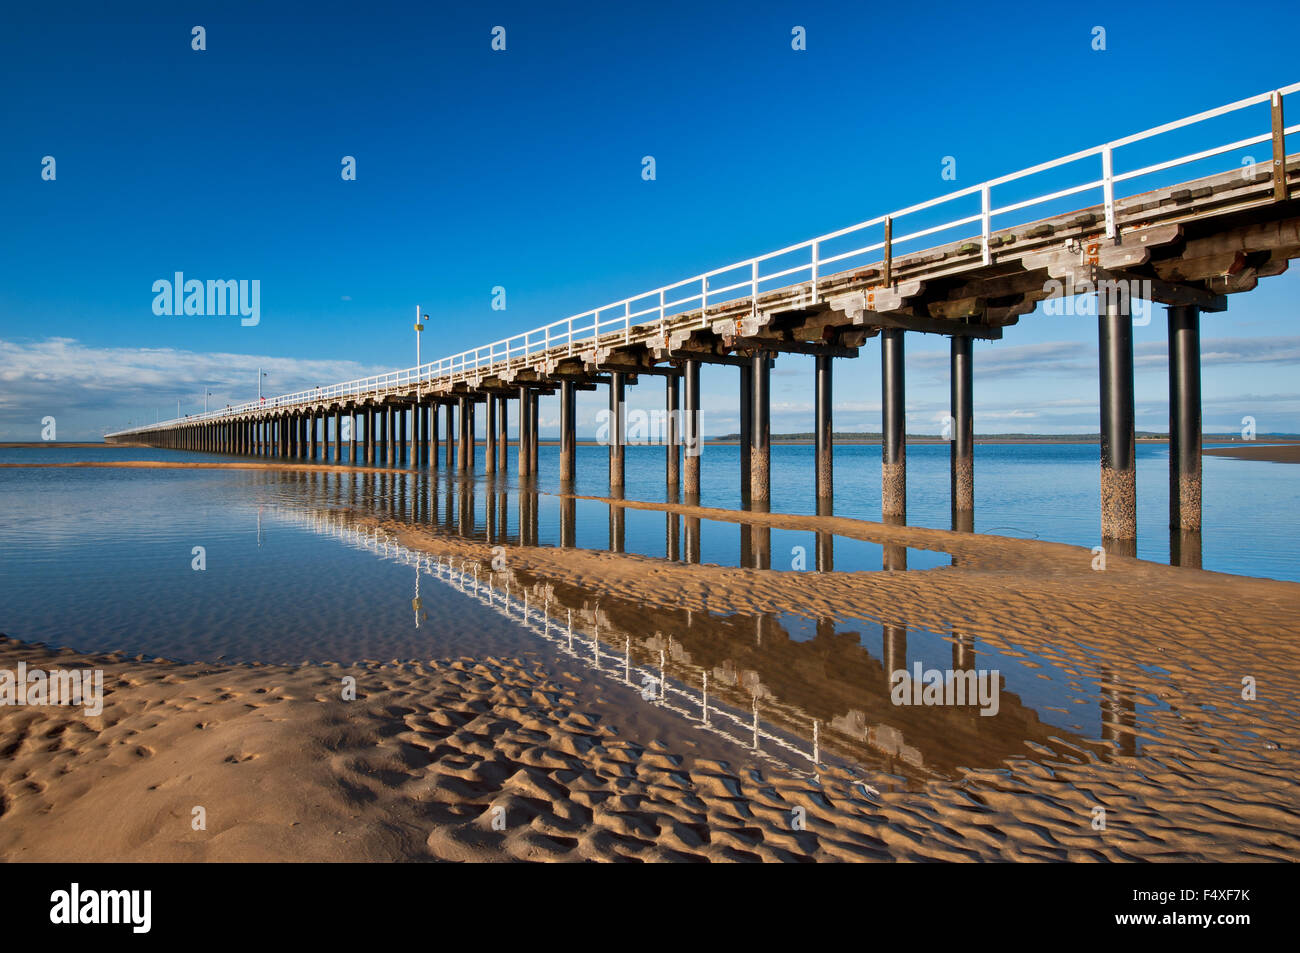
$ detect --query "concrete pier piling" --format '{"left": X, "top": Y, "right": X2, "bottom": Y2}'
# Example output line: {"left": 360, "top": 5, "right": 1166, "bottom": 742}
{"left": 881, "top": 329, "right": 906, "bottom": 520}
{"left": 467, "top": 400, "right": 477, "bottom": 471}
{"left": 815, "top": 355, "right": 833, "bottom": 501}
{"left": 457, "top": 397, "right": 469, "bottom": 471}
{"left": 1168, "top": 305, "right": 1202, "bottom": 534}
{"left": 518, "top": 387, "right": 531, "bottom": 479}
{"left": 738, "top": 362, "right": 752, "bottom": 502}
{"left": 529, "top": 391, "right": 538, "bottom": 475}
{"left": 397, "top": 405, "right": 407, "bottom": 466}
{"left": 429, "top": 403, "right": 439, "bottom": 469}
{"left": 666, "top": 374, "right": 680, "bottom": 491}
{"left": 683, "top": 360, "right": 701, "bottom": 499}
{"left": 1099, "top": 298, "right": 1137, "bottom": 548}
{"left": 444, "top": 399, "right": 455, "bottom": 469}
{"left": 560, "top": 381, "right": 576, "bottom": 484}
{"left": 387, "top": 405, "right": 398, "bottom": 467}
{"left": 609, "top": 372, "right": 625, "bottom": 494}
{"left": 950, "top": 335, "right": 974, "bottom": 526}
{"left": 495, "top": 395, "right": 508, "bottom": 474}
{"left": 415, "top": 405, "right": 423, "bottom": 466}
{"left": 485, "top": 395, "right": 497, "bottom": 473}
{"left": 750, "top": 353, "right": 771, "bottom": 503}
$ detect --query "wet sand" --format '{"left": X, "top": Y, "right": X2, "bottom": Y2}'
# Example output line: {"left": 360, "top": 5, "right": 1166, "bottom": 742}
{"left": 2, "top": 462, "right": 1298, "bottom": 861}
{"left": 1205, "top": 443, "right": 1300, "bottom": 463}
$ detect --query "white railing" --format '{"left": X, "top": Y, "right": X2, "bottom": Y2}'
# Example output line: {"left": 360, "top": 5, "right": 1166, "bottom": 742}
{"left": 110, "top": 83, "right": 1299, "bottom": 437}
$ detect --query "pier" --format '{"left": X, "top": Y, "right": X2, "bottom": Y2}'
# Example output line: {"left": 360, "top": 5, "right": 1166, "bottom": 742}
{"left": 108, "top": 85, "right": 1300, "bottom": 557}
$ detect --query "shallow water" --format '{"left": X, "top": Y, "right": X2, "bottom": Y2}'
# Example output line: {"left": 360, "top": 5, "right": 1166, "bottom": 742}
{"left": 0, "top": 443, "right": 1293, "bottom": 784}
{"left": 6, "top": 439, "right": 1295, "bottom": 578}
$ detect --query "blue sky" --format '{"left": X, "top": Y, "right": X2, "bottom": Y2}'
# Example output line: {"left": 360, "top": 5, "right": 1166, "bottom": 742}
{"left": 2, "top": 0, "right": 1298, "bottom": 439}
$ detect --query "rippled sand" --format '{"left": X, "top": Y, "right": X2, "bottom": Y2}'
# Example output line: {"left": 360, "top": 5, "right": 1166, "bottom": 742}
{"left": 3, "top": 460, "right": 1298, "bottom": 861}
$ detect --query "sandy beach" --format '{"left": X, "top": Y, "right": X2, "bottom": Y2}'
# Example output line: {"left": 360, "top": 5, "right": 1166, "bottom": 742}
{"left": 2, "top": 461, "right": 1298, "bottom": 861}
{"left": 1205, "top": 443, "right": 1300, "bottom": 464}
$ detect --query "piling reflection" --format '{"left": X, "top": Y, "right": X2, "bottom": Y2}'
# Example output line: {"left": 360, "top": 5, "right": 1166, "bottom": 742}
{"left": 1104, "top": 536, "right": 1138, "bottom": 559}
{"left": 751, "top": 501, "right": 771, "bottom": 570}
{"left": 609, "top": 497, "right": 625, "bottom": 554}
{"left": 263, "top": 478, "right": 1136, "bottom": 786}
{"left": 815, "top": 498, "right": 834, "bottom": 572}
{"left": 1170, "top": 528, "right": 1202, "bottom": 569}
{"left": 561, "top": 494, "right": 576, "bottom": 549}
{"left": 882, "top": 514, "right": 907, "bottom": 571}
{"left": 1099, "top": 668, "right": 1139, "bottom": 758}
{"left": 685, "top": 497, "right": 701, "bottom": 565}
{"left": 952, "top": 509, "right": 974, "bottom": 534}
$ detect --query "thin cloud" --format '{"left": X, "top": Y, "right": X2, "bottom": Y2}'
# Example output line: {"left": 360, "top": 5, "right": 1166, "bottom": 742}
{"left": 0, "top": 337, "right": 389, "bottom": 440}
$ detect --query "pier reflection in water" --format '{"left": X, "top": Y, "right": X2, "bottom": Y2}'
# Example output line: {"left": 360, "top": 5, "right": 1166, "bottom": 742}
{"left": 291, "top": 468, "right": 954, "bottom": 574}
{"left": 264, "top": 469, "right": 1155, "bottom": 787}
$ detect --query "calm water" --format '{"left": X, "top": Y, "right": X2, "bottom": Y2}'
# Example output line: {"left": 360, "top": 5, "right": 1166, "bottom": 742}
{"left": 6, "top": 440, "right": 1292, "bottom": 576}
{"left": 0, "top": 442, "right": 1291, "bottom": 781}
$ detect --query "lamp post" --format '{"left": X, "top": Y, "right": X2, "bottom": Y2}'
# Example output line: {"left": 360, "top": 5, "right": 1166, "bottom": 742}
{"left": 258, "top": 368, "right": 268, "bottom": 401}
{"left": 415, "top": 305, "right": 426, "bottom": 396}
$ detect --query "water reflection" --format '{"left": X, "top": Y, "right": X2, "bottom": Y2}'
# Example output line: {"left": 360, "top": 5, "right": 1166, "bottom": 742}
{"left": 1170, "top": 528, "right": 1203, "bottom": 569}
{"left": 264, "top": 479, "right": 1143, "bottom": 787}
{"left": 309, "top": 468, "right": 953, "bottom": 573}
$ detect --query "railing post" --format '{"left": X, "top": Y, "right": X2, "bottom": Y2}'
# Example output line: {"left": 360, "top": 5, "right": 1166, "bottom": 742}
{"left": 883, "top": 216, "right": 893, "bottom": 286}
{"left": 1273, "top": 89, "right": 1290, "bottom": 202}
{"left": 1102, "top": 144, "right": 1116, "bottom": 240}
{"left": 811, "top": 240, "right": 820, "bottom": 303}
{"left": 981, "top": 184, "right": 992, "bottom": 265}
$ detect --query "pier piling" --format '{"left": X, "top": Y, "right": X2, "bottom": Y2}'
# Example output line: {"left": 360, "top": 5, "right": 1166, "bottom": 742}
{"left": 815, "top": 355, "right": 833, "bottom": 501}
{"left": 1168, "top": 305, "right": 1202, "bottom": 534}
{"left": 950, "top": 335, "right": 974, "bottom": 527}
{"left": 881, "top": 329, "right": 907, "bottom": 520}
{"left": 666, "top": 374, "right": 680, "bottom": 491}
{"left": 560, "top": 381, "right": 576, "bottom": 484}
{"left": 609, "top": 372, "right": 625, "bottom": 494}
{"left": 1099, "top": 298, "right": 1137, "bottom": 548}
{"left": 751, "top": 353, "right": 771, "bottom": 503}
{"left": 683, "top": 360, "right": 701, "bottom": 499}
